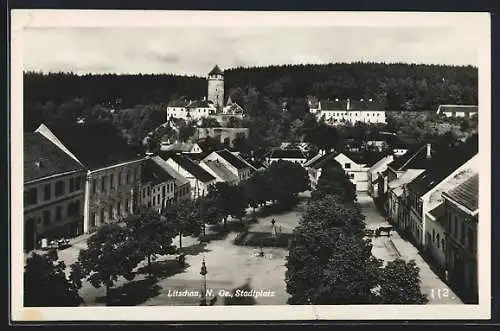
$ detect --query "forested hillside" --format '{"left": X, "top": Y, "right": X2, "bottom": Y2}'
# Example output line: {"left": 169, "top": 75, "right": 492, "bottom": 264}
{"left": 23, "top": 63, "right": 478, "bottom": 151}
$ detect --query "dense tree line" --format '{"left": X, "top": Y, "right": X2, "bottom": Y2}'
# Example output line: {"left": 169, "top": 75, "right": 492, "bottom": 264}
{"left": 24, "top": 63, "right": 477, "bottom": 134}
{"left": 286, "top": 160, "right": 428, "bottom": 304}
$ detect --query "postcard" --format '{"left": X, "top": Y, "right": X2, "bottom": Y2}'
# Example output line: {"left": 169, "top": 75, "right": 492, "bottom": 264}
{"left": 11, "top": 10, "right": 491, "bottom": 321}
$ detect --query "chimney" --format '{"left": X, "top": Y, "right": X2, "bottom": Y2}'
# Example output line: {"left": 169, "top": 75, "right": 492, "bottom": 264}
{"left": 426, "top": 143, "right": 432, "bottom": 159}
{"left": 347, "top": 98, "right": 351, "bottom": 110}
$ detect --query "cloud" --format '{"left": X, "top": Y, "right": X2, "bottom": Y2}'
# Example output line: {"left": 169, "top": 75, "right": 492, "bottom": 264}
{"left": 146, "top": 51, "right": 180, "bottom": 63}
{"left": 21, "top": 26, "right": 480, "bottom": 76}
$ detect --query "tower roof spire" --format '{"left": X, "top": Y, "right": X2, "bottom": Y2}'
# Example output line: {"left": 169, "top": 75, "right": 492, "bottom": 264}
{"left": 208, "top": 65, "right": 223, "bottom": 76}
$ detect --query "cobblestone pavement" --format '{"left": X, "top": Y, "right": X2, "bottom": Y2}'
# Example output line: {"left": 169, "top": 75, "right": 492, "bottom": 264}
{"left": 357, "top": 193, "right": 463, "bottom": 304}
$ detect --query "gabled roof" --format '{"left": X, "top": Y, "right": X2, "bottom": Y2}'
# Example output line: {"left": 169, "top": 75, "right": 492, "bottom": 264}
{"left": 216, "top": 149, "right": 253, "bottom": 170}
{"left": 388, "top": 144, "right": 433, "bottom": 171}
{"left": 202, "top": 160, "right": 239, "bottom": 183}
{"left": 24, "top": 133, "right": 86, "bottom": 183}
{"left": 150, "top": 156, "right": 189, "bottom": 186}
{"left": 306, "top": 152, "right": 340, "bottom": 170}
{"left": 162, "top": 142, "right": 201, "bottom": 153}
{"left": 169, "top": 154, "right": 215, "bottom": 183}
{"left": 443, "top": 173, "right": 479, "bottom": 214}
{"left": 437, "top": 105, "right": 478, "bottom": 113}
{"left": 349, "top": 100, "right": 384, "bottom": 111}
{"left": 167, "top": 99, "right": 189, "bottom": 107}
{"left": 388, "top": 169, "right": 426, "bottom": 190}
{"left": 319, "top": 100, "right": 348, "bottom": 111}
{"left": 269, "top": 149, "right": 307, "bottom": 160}
{"left": 208, "top": 65, "right": 223, "bottom": 76}
{"left": 39, "top": 123, "right": 143, "bottom": 171}
{"left": 407, "top": 154, "right": 477, "bottom": 197}
{"left": 187, "top": 100, "right": 213, "bottom": 108}
{"left": 142, "top": 158, "right": 174, "bottom": 186}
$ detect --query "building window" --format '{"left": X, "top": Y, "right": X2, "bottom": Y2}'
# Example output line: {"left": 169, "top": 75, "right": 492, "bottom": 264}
{"left": 109, "top": 206, "right": 113, "bottom": 220}
{"left": 75, "top": 176, "right": 82, "bottom": 191}
{"left": 162, "top": 185, "right": 166, "bottom": 198}
{"left": 43, "top": 210, "right": 50, "bottom": 225}
{"left": 118, "top": 171, "right": 122, "bottom": 186}
{"left": 56, "top": 206, "right": 62, "bottom": 222}
{"left": 92, "top": 180, "right": 97, "bottom": 194}
{"left": 460, "top": 221, "right": 465, "bottom": 244}
{"left": 436, "top": 234, "right": 440, "bottom": 248}
{"left": 441, "top": 238, "right": 445, "bottom": 252}
{"left": 468, "top": 227, "right": 475, "bottom": 252}
{"left": 117, "top": 202, "right": 122, "bottom": 216}
{"left": 110, "top": 174, "right": 114, "bottom": 189}
{"left": 90, "top": 212, "right": 96, "bottom": 227}
{"left": 432, "top": 229, "right": 436, "bottom": 243}
{"left": 126, "top": 171, "right": 130, "bottom": 184}
{"left": 69, "top": 177, "right": 75, "bottom": 192}
{"left": 44, "top": 184, "right": 51, "bottom": 201}
{"left": 101, "top": 176, "right": 106, "bottom": 191}
{"left": 345, "top": 163, "right": 351, "bottom": 169}
{"left": 55, "top": 181, "right": 65, "bottom": 197}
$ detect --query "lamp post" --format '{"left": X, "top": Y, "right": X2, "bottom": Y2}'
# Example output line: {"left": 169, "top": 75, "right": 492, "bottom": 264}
{"left": 200, "top": 257, "right": 207, "bottom": 306}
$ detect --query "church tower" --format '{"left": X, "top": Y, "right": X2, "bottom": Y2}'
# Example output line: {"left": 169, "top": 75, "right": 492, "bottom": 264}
{"left": 207, "top": 65, "right": 224, "bottom": 110}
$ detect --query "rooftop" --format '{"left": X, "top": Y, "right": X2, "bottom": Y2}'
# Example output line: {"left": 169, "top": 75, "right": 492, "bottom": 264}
{"left": 443, "top": 173, "right": 479, "bottom": 214}
{"left": 306, "top": 152, "right": 341, "bottom": 170}
{"left": 24, "top": 132, "right": 85, "bottom": 183}
{"left": 407, "top": 154, "right": 478, "bottom": 197}
{"left": 208, "top": 65, "right": 223, "bottom": 76}
{"left": 216, "top": 149, "right": 253, "bottom": 170}
{"left": 202, "top": 160, "right": 239, "bottom": 183}
{"left": 167, "top": 99, "right": 189, "bottom": 107}
{"left": 388, "top": 144, "right": 434, "bottom": 171}
{"left": 150, "top": 156, "right": 189, "bottom": 186}
{"left": 437, "top": 105, "right": 478, "bottom": 113}
{"left": 141, "top": 158, "right": 174, "bottom": 186}
{"left": 269, "top": 149, "right": 307, "bottom": 160}
{"left": 39, "top": 123, "right": 143, "bottom": 171}
{"left": 187, "top": 100, "right": 214, "bottom": 109}
{"left": 162, "top": 142, "right": 200, "bottom": 153}
{"left": 168, "top": 154, "right": 215, "bottom": 183}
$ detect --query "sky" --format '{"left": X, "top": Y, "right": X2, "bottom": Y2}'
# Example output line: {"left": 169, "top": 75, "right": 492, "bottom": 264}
{"left": 22, "top": 26, "right": 480, "bottom": 76}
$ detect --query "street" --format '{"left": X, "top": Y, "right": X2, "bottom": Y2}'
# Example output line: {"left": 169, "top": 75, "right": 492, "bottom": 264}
{"left": 357, "top": 193, "right": 463, "bottom": 304}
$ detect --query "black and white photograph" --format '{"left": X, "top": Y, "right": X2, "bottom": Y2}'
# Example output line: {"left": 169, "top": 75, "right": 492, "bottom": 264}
{"left": 10, "top": 10, "right": 491, "bottom": 321}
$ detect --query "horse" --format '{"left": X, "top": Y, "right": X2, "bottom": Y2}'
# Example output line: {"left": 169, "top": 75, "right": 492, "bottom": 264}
{"left": 375, "top": 226, "right": 393, "bottom": 236}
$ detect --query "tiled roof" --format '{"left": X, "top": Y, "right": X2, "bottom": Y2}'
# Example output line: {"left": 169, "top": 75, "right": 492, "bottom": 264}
{"left": 141, "top": 158, "right": 174, "bottom": 186}
{"left": 162, "top": 142, "right": 199, "bottom": 153}
{"left": 438, "top": 105, "right": 478, "bottom": 113}
{"left": 388, "top": 144, "right": 433, "bottom": 171}
{"left": 150, "top": 156, "right": 189, "bottom": 186}
{"left": 208, "top": 65, "right": 223, "bottom": 75}
{"left": 388, "top": 169, "right": 426, "bottom": 190}
{"left": 43, "top": 123, "right": 143, "bottom": 171}
{"left": 443, "top": 174, "right": 478, "bottom": 213}
{"left": 349, "top": 100, "right": 384, "bottom": 111}
{"left": 24, "top": 133, "right": 85, "bottom": 183}
{"left": 167, "top": 100, "right": 189, "bottom": 107}
{"left": 202, "top": 161, "right": 239, "bottom": 183}
{"left": 169, "top": 154, "right": 215, "bottom": 183}
{"left": 216, "top": 149, "right": 251, "bottom": 170}
{"left": 319, "top": 100, "right": 348, "bottom": 110}
{"left": 187, "top": 100, "right": 213, "bottom": 108}
{"left": 269, "top": 149, "right": 307, "bottom": 160}
{"left": 407, "top": 154, "right": 477, "bottom": 196}
{"left": 306, "top": 152, "right": 340, "bottom": 170}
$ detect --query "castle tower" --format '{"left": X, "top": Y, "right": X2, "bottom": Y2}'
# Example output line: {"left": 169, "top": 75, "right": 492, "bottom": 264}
{"left": 207, "top": 65, "right": 224, "bottom": 110}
